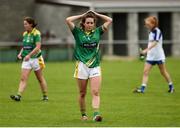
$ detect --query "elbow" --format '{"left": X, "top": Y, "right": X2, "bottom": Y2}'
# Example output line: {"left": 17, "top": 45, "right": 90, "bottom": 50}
{"left": 36, "top": 44, "right": 41, "bottom": 50}
{"left": 109, "top": 18, "right": 113, "bottom": 24}
{"left": 65, "top": 18, "right": 69, "bottom": 23}
{"left": 66, "top": 17, "right": 71, "bottom": 24}
{"left": 106, "top": 18, "right": 112, "bottom": 25}
{"left": 38, "top": 45, "right": 41, "bottom": 50}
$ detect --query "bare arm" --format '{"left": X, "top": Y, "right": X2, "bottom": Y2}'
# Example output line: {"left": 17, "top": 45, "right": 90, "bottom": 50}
{"left": 91, "top": 11, "right": 112, "bottom": 32}
{"left": 66, "top": 14, "right": 85, "bottom": 31}
{"left": 17, "top": 48, "right": 23, "bottom": 59}
{"left": 24, "top": 42, "right": 41, "bottom": 61}
{"left": 141, "top": 41, "right": 158, "bottom": 54}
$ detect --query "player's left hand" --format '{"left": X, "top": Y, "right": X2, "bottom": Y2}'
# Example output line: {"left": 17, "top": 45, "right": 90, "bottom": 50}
{"left": 140, "top": 49, "right": 148, "bottom": 55}
{"left": 24, "top": 55, "right": 30, "bottom": 61}
{"left": 141, "top": 50, "right": 146, "bottom": 55}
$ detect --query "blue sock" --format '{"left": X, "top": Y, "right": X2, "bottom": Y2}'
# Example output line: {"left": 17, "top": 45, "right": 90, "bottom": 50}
{"left": 169, "top": 84, "right": 173, "bottom": 90}
{"left": 141, "top": 86, "right": 146, "bottom": 92}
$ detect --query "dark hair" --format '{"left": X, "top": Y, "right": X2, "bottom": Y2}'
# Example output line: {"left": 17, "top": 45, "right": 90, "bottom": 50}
{"left": 80, "top": 12, "right": 97, "bottom": 30}
{"left": 24, "top": 17, "right": 37, "bottom": 28}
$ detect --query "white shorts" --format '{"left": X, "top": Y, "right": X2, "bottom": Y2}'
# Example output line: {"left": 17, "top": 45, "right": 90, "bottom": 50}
{"left": 22, "top": 56, "right": 45, "bottom": 71}
{"left": 74, "top": 61, "right": 101, "bottom": 79}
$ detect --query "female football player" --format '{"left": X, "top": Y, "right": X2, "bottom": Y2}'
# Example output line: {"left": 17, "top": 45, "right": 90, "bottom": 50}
{"left": 10, "top": 17, "right": 48, "bottom": 101}
{"left": 66, "top": 10, "right": 112, "bottom": 121}
{"left": 134, "top": 16, "right": 174, "bottom": 93}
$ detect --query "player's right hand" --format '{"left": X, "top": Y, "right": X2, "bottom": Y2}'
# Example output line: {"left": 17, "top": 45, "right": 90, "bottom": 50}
{"left": 17, "top": 54, "right": 22, "bottom": 60}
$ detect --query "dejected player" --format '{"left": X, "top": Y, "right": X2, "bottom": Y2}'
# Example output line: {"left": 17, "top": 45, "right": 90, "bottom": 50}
{"left": 66, "top": 10, "right": 112, "bottom": 121}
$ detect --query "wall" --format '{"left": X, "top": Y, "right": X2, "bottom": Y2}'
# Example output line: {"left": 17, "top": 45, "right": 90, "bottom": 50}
{"left": 34, "top": 3, "right": 72, "bottom": 40}
{"left": 0, "top": 0, "right": 35, "bottom": 42}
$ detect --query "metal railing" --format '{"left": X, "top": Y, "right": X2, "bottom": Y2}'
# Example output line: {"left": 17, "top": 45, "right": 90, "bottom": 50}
{"left": 0, "top": 40, "right": 179, "bottom": 62}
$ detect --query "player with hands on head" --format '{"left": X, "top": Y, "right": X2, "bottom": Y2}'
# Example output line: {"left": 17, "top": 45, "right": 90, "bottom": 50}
{"left": 66, "top": 10, "right": 112, "bottom": 121}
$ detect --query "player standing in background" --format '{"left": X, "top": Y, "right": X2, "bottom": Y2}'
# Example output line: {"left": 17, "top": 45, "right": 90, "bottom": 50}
{"left": 134, "top": 16, "right": 174, "bottom": 93}
{"left": 66, "top": 10, "right": 112, "bottom": 121}
{"left": 10, "top": 17, "right": 48, "bottom": 101}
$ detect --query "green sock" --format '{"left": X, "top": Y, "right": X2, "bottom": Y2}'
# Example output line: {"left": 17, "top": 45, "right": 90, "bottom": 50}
{"left": 81, "top": 109, "right": 86, "bottom": 116}
{"left": 42, "top": 91, "right": 48, "bottom": 97}
{"left": 94, "top": 111, "right": 100, "bottom": 117}
{"left": 82, "top": 113, "right": 87, "bottom": 117}
{"left": 17, "top": 92, "right": 22, "bottom": 97}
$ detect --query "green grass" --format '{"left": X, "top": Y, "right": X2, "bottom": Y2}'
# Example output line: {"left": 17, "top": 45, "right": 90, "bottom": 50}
{"left": 0, "top": 58, "right": 180, "bottom": 126}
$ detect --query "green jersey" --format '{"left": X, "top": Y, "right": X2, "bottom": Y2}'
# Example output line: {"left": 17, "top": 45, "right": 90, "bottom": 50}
{"left": 72, "top": 26, "right": 104, "bottom": 68}
{"left": 21, "top": 28, "right": 41, "bottom": 58}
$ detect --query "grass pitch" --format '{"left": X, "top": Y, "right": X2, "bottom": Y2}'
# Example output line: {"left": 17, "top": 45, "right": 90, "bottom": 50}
{"left": 0, "top": 58, "right": 180, "bottom": 127}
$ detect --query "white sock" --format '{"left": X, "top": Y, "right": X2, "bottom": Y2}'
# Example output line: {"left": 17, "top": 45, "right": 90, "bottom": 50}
{"left": 141, "top": 83, "right": 147, "bottom": 87}
{"left": 168, "top": 82, "right": 173, "bottom": 85}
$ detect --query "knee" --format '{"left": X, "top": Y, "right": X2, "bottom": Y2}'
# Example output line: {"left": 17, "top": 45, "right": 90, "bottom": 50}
{"left": 160, "top": 68, "right": 167, "bottom": 75}
{"left": 160, "top": 70, "right": 169, "bottom": 78}
{"left": 37, "top": 75, "right": 45, "bottom": 84}
{"left": 92, "top": 90, "right": 99, "bottom": 96}
{"left": 143, "top": 70, "right": 149, "bottom": 76}
{"left": 160, "top": 70, "right": 165, "bottom": 75}
{"left": 80, "top": 91, "right": 86, "bottom": 98}
{"left": 20, "top": 75, "right": 27, "bottom": 82}
{"left": 37, "top": 78, "right": 44, "bottom": 84}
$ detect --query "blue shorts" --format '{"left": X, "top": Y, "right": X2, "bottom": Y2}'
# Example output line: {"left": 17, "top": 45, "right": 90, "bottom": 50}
{"left": 146, "top": 60, "right": 165, "bottom": 65}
